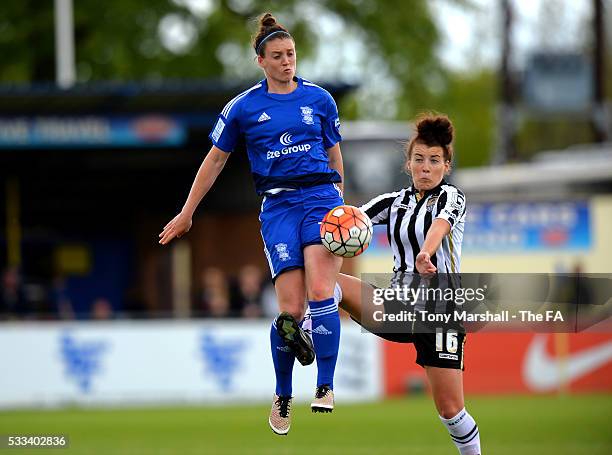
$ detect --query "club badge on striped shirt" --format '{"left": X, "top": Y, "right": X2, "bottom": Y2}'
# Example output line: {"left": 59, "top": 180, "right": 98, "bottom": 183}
{"left": 426, "top": 196, "right": 439, "bottom": 212}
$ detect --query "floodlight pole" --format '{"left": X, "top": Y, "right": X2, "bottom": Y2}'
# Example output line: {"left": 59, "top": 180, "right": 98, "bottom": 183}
{"left": 54, "top": 0, "right": 76, "bottom": 88}
{"left": 593, "top": 0, "right": 608, "bottom": 142}
{"left": 493, "top": 0, "right": 517, "bottom": 164}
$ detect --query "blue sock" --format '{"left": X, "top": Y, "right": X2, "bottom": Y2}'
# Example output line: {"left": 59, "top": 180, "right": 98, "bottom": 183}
{"left": 270, "top": 318, "right": 295, "bottom": 396}
{"left": 309, "top": 297, "right": 341, "bottom": 389}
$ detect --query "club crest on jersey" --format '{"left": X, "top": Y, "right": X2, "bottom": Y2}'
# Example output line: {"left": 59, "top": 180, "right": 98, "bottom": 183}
{"left": 300, "top": 106, "right": 314, "bottom": 125}
{"left": 426, "top": 196, "right": 438, "bottom": 212}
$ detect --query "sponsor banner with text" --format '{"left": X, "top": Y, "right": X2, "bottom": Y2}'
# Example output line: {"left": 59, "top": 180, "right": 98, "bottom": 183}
{"left": 463, "top": 201, "right": 591, "bottom": 252}
{"left": 366, "top": 201, "right": 592, "bottom": 255}
{"left": 0, "top": 114, "right": 212, "bottom": 148}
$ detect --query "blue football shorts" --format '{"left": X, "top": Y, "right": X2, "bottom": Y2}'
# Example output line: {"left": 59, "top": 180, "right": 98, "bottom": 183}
{"left": 259, "top": 183, "right": 343, "bottom": 280}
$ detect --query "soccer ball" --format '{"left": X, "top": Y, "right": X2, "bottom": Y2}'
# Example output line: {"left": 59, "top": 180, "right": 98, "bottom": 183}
{"left": 320, "top": 205, "right": 373, "bottom": 258}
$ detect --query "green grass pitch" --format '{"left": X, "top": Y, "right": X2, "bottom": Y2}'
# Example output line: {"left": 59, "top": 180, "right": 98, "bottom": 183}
{"left": 1, "top": 394, "right": 611, "bottom": 454}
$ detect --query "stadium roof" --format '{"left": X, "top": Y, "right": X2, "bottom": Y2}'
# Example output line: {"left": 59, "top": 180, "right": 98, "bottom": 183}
{"left": 455, "top": 144, "right": 612, "bottom": 199}
{"left": 0, "top": 79, "right": 356, "bottom": 115}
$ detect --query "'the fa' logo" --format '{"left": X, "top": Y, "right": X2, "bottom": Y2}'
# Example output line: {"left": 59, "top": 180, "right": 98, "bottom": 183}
{"left": 300, "top": 106, "right": 314, "bottom": 125}
{"left": 275, "top": 243, "right": 290, "bottom": 261}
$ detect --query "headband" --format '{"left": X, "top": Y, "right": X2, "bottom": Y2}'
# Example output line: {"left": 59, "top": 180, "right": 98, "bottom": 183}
{"left": 256, "top": 30, "right": 292, "bottom": 55}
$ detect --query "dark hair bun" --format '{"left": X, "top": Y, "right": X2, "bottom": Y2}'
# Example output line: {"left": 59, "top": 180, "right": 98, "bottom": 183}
{"left": 253, "top": 12, "right": 289, "bottom": 55}
{"left": 416, "top": 115, "right": 453, "bottom": 147}
{"left": 260, "top": 12, "right": 277, "bottom": 27}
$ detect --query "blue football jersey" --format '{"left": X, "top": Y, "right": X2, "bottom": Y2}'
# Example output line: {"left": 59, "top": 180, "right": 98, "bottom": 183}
{"left": 209, "top": 77, "right": 342, "bottom": 195}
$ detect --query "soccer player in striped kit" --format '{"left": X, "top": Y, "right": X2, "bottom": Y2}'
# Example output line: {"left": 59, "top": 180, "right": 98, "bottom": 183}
{"left": 159, "top": 13, "right": 344, "bottom": 435}
{"left": 336, "top": 114, "right": 482, "bottom": 455}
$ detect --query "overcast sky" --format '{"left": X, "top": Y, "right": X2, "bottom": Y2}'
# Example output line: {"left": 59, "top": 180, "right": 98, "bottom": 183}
{"left": 434, "top": 0, "right": 593, "bottom": 70}
{"left": 175, "top": 0, "right": 594, "bottom": 73}
{"left": 171, "top": 0, "right": 596, "bottom": 118}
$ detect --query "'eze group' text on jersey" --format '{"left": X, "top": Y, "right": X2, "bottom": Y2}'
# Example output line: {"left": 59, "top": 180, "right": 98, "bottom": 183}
{"left": 209, "top": 77, "right": 342, "bottom": 195}
{"left": 361, "top": 180, "right": 466, "bottom": 274}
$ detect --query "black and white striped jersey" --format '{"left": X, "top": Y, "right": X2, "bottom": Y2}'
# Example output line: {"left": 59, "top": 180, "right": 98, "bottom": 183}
{"left": 360, "top": 179, "right": 466, "bottom": 274}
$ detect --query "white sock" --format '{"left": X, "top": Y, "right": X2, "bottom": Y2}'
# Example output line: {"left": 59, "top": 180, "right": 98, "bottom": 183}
{"left": 334, "top": 282, "right": 343, "bottom": 304}
{"left": 439, "top": 408, "right": 481, "bottom": 455}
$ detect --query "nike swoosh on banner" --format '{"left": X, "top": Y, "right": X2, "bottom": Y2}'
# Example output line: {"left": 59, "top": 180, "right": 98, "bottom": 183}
{"left": 522, "top": 334, "right": 612, "bottom": 391}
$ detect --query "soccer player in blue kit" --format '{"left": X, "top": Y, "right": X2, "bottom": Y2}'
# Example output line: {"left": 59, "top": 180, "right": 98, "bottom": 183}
{"left": 159, "top": 13, "right": 344, "bottom": 435}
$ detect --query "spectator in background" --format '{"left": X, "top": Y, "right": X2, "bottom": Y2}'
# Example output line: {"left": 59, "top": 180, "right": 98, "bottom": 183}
{"left": 91, "top": 297, "right": 114, "bottom": 320}
{"left": 231, "top": 264, "right": 265, "bottom": 318}
{"left": 196, "top": 267, "right": 231, "bottom": 317}
{"left": 50, "top": 274, "right": 75, "bottom": 320}
{"left": 0, "top": 267, "right": 28, "bottom": 319}
{"left": 261, "top": 280, "right": 281, "bottom": 318}
{"left": 551, "top": 262, "right": 593, "bottom": 331}
{"left": 123, "top": 285, "right": 148, "bottom": 319}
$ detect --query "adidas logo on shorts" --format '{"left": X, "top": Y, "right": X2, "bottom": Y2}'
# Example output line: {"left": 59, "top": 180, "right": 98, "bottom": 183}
{"left": 312, "top": 324, "right": 332, "bottom": 335}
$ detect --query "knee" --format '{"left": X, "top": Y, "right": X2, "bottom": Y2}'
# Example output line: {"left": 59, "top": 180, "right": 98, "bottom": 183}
{"left": 287, "top": 307, "right": 305, "bottom": 321}
{"left": 437, "top": 400, "right": 464, "bottom": 419}
{"left": 308, "top": 283, "right": 333, "bottom": 302}
{"left": 278, "top": 301, "right": 305, "bottom": 322}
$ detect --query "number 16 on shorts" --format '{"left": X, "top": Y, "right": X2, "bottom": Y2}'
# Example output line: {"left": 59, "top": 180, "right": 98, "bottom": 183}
{"left": 436, "top": 328, "right": 458, "bottom": 354}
